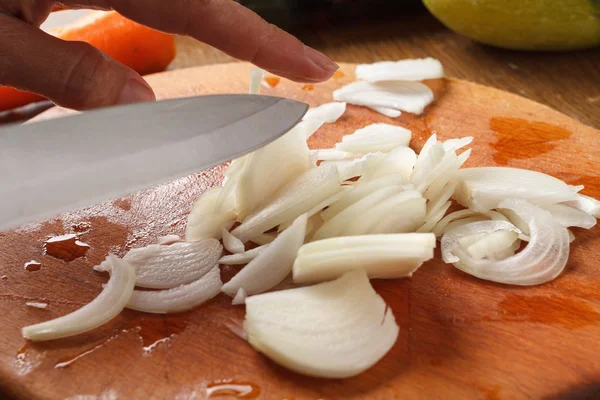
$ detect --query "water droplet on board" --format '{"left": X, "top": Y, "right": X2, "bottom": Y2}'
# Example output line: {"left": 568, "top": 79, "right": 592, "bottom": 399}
{"left": 136, "top": 314, "right": 189, "bottom": 354}
{"left": 44, "top": 234, "right": 90, "bottom": 261}
{"left": 54, "top": 336, "right": 116, "bottom": 369}
{"left": 206, "top": 380, "right": 261, "bottom": 399}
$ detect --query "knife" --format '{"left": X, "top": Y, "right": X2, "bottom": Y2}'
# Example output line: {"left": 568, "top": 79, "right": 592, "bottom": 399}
{"left": 0, "top": 94, "right": 308, "bottom": 230}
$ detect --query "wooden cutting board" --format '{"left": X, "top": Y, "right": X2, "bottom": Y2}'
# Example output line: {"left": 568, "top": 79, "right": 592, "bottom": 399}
{"left": 1, "top": 63, "right": 599, "bottom": 400}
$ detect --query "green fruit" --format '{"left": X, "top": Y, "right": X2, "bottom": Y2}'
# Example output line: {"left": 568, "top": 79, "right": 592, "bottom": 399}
{"left": 423, "top": 0, "right": 600, "bottom": 51}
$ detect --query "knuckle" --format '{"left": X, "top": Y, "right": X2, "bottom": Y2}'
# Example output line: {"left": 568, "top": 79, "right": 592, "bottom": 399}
{"left": 59, "top": 43, "right": 112, "bottom": 109}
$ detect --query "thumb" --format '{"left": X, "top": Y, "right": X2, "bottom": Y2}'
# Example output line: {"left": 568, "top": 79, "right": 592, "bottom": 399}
{"left": 0, "top": 14, "right": 155, "bottom": 110}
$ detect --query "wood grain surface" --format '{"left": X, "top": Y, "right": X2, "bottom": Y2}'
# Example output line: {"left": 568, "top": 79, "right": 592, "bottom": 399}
{"left": 1, "top": 62, "right": 599, "bottom": 400}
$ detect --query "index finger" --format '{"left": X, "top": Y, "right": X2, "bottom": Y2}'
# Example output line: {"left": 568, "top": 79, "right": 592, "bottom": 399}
{"left": 59, "top": 0, "right": 338, "bottom": 82}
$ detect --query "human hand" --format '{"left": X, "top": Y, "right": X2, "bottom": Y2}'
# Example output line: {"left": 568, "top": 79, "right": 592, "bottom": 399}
{"left": 0, "top": 0, "right": 338, "bottom": 110}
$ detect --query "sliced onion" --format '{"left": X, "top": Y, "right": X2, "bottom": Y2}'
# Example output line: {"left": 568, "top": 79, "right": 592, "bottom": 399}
{"left": 568, "top": 229, "right": 576, "bottom": 243}
{"left": 368, "top": 198, "right": 427, "bottom": 234}
{"left": 311, "top": 148, "right": 360, "bottom": 162}
{"left": 441, "top": 215, "right": 491, "bottom": 236}
{"left": 322, "top": 175, "right": 408, "bottom": 221}
{"left": 278, "top": 188, "right": 349, "bottom": 232}
{"left": 222, "top": 214, "right": 307, "bottom": 296}
{"left": 566, "top": 194, "right": 600, "bottom": 218}
{"left": 442, "top": 220, "right": 522, "bottom": 263}
{"left": 433, "top": 209, "right": 484, "bottom": 237}
{"left": 416, "top": 201, "right": 452, "bottom": 233}
{"left": 126, "top": 264, "right": 222, "bottom": 314}
{"left": 96, "top": 239, "right": 222, "bottom": 289}
{"left": 340, "top": 191, "right": 424, "bottom": 236}
{"left": 249, "top": 67, "right": 264, "bottom": 94}
{"left": 333, "top": 81, "right": 434, "bottom": 115}
{"left": 222, "top": 228, "right": 245, "bottom": 253}
{"left": 366, "top": 145, "right": 417, "bottom": 181}
{"left": 541, "top": 203, "right": 597, "bottom": 229}
{"left": 322, "top": 152, "right": 385, "bottom": 181}
{"left": 232, "top": 288, "right": 247, "bottom": 305}
{"left": 367, "top": 106, "right": 401, "bottom": 118}
{"left": 293, "top": 234, "right": 435, "bottom": 283}
{"left": 443, "top": 199, "right": 569, "bottom": 285}
{"left": 355, "top": 58, "right": 444, "bottom": 82}
{"left": 157, "top": 235, "right": 182, "bottom": 245}
{"left": 22, "top": 255, "right": 135, "bottom": 341}
{"left": 236, "top": 120, "right": 315, "bottom": 219}
{"left": 443, "top": 136, "right": 473, "bottom": 151}
{"left": 250, "top": 232, "right": 278, "bottom": 245}
{"left": 303, "top": 102, "right": 346, "bottom": 124}
{"left": 313, "top": 185, "right": 405, "bottom": 240}
{"left": 465, "top": 230, "right": 519, "bottom": 260}
{"left": 232, "top": 164, "right": 341, "bottom": 243}
{"left": 218, "top": 244, "right": 269, "bottom": 265}
{"left": 186, "top": 187, "right": 236, "bottom": 241}
{"left": 244, "top": 269, "right": 399, "bottom": 378}
{"left": 426, "top": 180, "right": 458, "bottom": 218}
{"left": 334, "top": 123, "right": 412, "bottom": 153}
{"left": 454, "top": 167, "right": 581, "bottom": 212}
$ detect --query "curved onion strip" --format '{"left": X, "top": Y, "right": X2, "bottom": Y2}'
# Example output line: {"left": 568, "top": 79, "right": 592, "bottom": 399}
{"left": 157, "top": 235, "right": 182, "bottom": 245}
{"left": 444, "top": 199, "right": 569, "bottom": 285}
{"left": 250, "top": 232, "right": 278, "bottom": 245}
{"left": 244, "top": 269, "right": 399, "bottom": 379}
{"left": 423, "top": 149, "right": 470, "bottom": 202}
{"left": 96, "top": 239, "right": 222, "bottom": 289}
{"left": 293, "top": 234, "right": 435, "bottom": 283}
{"left": 443, "top": 136, "right": 473, "bottom": 151}
{"left": 303, "top": 102, "right": 346, "bottom": 124}
{"left": 411, "top": 135, "right": 443, "bottom": 185}
{"left": 426, "top": 180, "right": 458, "bottom": 218}
{"left": 541, "top": 203, "right": 597, "bottom": 229}
{"left": 219, "top": 244, "right": 269, "bottom": 265}
{"left": 22, "top": 255, "right": 135, "bottom": 341}
{"left": 367, "top": 106, "right": 401, "bottom": 118}
{"left": 232, "top": 164, "right": 341, "bottom": 243}
{"left": 454, "top": 167, "right": 581, "bottom": 212}
{"left": 222, "top": 214, "right": 307, "bottom": 296}
{"left": 214, "top": 174, "right": 239, "bottom": 213}
{"left": 441, "top": 216, "right": 491, "bottom": 237}
{"left": 333, "top": 81, "right": 434, "bottom": 115}
{"left": 442, "top": 220, "right": 522, "bottom": 263}
{"left": 126, "top": 265, "right": 222, "bottom": 314}
{"left": 322, "top": 175, "right": 407, "bottom": 220}
{"left": 369, "top": 198, "right": 427, "bottom": 234}
{"left": 186, "top": 187, "right": 235, "bottom": 241}
{"left": 232, "top": 288, "right": 247, "bottom": 305}
{"left": 311, "top": 149, "right": 359, "bottom": 162}
{"left": 416, "top": 201, "right": 451, "bottom": 233}
{"left": 433, "top": 209, "right": 482, "bottom": 237}
{"left": 334, "top": 123, "right": 412, "bottom": 153}
{"left": 322, "top": 153, "right": 385, "bottom": 181}
{"left": 491, "top": 239, "right": 521, "bottom": 260}
{"left": 356, "top": 58, "right": 444, "bottom": 82}
{"left": 236, "top": 119, "right": 314, "bottom": 219}
{"left": 566, "top": 194, "right": 600, "bottom": 218}
{"left": 313, "top": 185, "right": 404, "bottom": 240}
{"left": 465, "top": 230, "right": 519, "bottom": 260}
{"left": 340, "top": 191, "right": 423, "bottom": 236}
{"left": 222, "top": 229, "right": 245, "bottom": 254}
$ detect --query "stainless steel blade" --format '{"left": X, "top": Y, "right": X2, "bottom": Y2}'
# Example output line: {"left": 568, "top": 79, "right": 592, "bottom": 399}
{"left": 0, "top": 94, "right": 308, "bottom": 229}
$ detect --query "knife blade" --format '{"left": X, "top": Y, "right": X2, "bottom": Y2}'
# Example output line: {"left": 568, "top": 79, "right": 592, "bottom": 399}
{"left": 0, "top": 94, "right": 308, "bottom": 230}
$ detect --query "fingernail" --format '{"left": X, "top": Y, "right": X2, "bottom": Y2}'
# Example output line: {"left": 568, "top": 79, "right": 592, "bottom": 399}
{"left": 118, "top": 78, "right": 156, "bottom": 105}
{"left": 304, "top": 45, "right": 339, "bottom": 73}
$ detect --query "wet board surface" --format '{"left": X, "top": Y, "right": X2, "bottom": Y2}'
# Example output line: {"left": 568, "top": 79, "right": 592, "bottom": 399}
{"left": 0, "top": 63, "right": 599, "bottom": 400}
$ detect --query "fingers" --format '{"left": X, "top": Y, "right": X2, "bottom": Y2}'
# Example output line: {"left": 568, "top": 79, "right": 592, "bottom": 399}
{"left": 59, "top": 0, "right": 338, "bottom": 82}
{"left": 0, "top": 13, "right": 155, "bottom": 110}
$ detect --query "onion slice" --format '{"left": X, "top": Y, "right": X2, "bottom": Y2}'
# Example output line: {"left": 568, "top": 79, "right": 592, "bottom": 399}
{"left": 186, "top": 187, "right": 236, "bottom": 241}
{"left": 303, "top": 102, "right": 346, "bottom": 124}
{"left": 566, "top": 194, "right": 600, "bottom": 218}
{"left": 355, "top": 58, "right": 444, "bottom": 82}
{"left": 232, "top": 164, "right": 341, "bottom": 243}
{"left": 244, "top": 269, "right": 399, "bottom": 378}
{"left": 96, "top": 239, "right": 222, "bottom": 289}
{"left": 542, "top": 203, "right": 597, "bottom": 229}
{"left": 334, "top": 123, "right": 412, "bottom": 153}
{"left": 249, "top": 68, "right": 264, "bottom": 94}
{"left": 367, "top": 106, "right": 401, "bottom": 118}
{"left": 22, "top": 255, "right": 135, "bottom": 341}
{"left": 218, "top": 244, "right": 269, "bottom": 265}
{"left": 333, "top": 81, "right": 434, "bottom": 115}
{"left": 293, "top": 233, "right": 435, "bottom": 283}
{"left": 443, "top": 199, "right": 569, "bottom": 285}
{"left": 222, "top": 229, "right": 245, "bottom": 253}
{"left": 222, "top": 214, "right": 308, "bottom": 296}
{"left": 454, "top": 167, "right": 581, "bottom": 212}
{"left": 126, "top": 265, "right": 222, "bottom": 314}
{"left": 232, "top": 288, "right": 247, "bottom": 305}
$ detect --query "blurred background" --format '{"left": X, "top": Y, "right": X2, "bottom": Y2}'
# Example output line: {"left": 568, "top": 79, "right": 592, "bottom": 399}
{"left": 2, "top": 0, "right": 599, "bottom": 128}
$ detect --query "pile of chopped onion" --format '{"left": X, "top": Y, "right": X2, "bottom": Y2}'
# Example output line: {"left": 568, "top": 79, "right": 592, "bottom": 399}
{"left": 21, "top": 60, "right": 599, "bottom": 382}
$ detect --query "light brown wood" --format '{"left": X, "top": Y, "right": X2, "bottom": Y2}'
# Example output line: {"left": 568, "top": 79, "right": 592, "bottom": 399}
{"left": 1, "top": 62, "right": 599, "bottom": 400}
